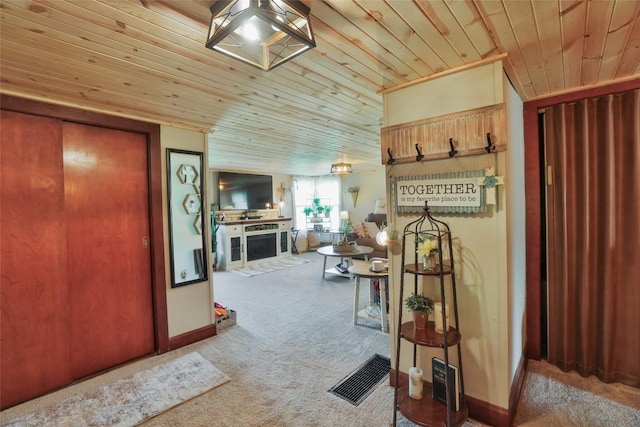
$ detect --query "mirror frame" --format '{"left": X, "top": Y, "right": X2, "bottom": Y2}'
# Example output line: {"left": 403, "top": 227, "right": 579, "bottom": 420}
{"left": 166, "top": 148, "right": 208, "bottom": 287}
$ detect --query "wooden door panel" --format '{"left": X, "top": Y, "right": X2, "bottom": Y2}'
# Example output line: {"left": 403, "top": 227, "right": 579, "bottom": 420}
{"left": 63, "top": 123, "right": 154, "bottom": 379}
{"left": 0, "top": 111, "right": 72, "bottom": 409}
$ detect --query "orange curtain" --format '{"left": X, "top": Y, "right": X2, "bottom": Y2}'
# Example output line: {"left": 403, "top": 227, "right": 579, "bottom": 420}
{"left": 544, "top": 89, "right": 640, "bottom": 387}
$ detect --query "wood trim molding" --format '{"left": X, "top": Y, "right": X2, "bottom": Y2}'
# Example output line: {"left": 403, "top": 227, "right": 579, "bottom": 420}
{"left": 465, "top": 394, "right": 509, "bottom": 427}
{"left": 169, "top": 324, "right": 216, "bottom": 350}
{"left": 379, "top": 53, "right": 508, "bottom": 95}
{"left": 525, "top": 76, "right": 640, "bottom": 103}
{"left": 509, "top": 355, "right": 529, "bottom": 426}
{"left": 0, "top": 94, "right": 169, "bottom": 354}
{"left": 522, "top": 78, "right": 640, "bottom": 360}
{"left": 523, "top": 103, "right": 542, "bottom": 361}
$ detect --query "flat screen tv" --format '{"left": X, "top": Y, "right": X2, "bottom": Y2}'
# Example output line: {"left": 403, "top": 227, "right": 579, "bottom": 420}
{"left": 218, "top": 172, "right": 273, "bottom": 210}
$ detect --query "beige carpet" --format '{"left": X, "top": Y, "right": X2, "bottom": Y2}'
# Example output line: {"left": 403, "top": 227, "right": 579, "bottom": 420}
{"left": 3, "top": 252, "right": 637, "bottom": 426}
{"left": 1, "top": 353, "right": 229, "bottom": 427}
{"left": 514, "top": 359, "right": 640, "bottom": 426}
{"left": 140, "top": 252, "right": 484, "bottom": 427}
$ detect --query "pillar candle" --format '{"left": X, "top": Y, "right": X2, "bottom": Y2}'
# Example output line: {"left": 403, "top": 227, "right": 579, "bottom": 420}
{"left": 408, "top": 366, "right": 423, "bottom": 399}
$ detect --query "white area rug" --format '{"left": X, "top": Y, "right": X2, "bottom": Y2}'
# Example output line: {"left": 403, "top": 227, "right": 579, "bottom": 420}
{"left": 230, "top": 256, "right": 310, "bottom": 277}
{"left": 3, "top": 352, "right": 230, "bottom": 427}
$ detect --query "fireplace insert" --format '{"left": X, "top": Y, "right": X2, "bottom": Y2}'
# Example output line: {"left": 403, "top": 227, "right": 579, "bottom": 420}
{"left": 246, "top": 233, "right": 277, "bottom": 262}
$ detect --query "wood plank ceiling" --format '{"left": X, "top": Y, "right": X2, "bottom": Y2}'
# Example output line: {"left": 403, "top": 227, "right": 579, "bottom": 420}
{"left": 1, "top": 0, "right": 639, "bottom": 175}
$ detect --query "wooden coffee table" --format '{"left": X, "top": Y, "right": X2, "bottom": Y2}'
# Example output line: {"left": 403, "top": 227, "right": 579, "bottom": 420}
{"left": 316, "top": 244, "right": 373, "bottom": 279}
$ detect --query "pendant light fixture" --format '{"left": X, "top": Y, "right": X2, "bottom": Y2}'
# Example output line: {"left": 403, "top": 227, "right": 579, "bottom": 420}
{"left": 330, "top": 162, "right": 353, "bottom": 174}
{"left": 206, "top": 0, "right": 315, "bottom": 71}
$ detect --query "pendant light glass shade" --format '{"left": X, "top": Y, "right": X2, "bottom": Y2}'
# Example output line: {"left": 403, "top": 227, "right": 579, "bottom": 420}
{"left": 330, "top": 162, "right": 353, "bottom": 174}
{"left": 206, "top": 0, "right": 315, "bottom": 71}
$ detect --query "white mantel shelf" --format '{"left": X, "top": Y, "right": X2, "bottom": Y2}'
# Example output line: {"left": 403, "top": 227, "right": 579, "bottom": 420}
{"left": 219, "top": 217, "right": 292, "bottom": 226}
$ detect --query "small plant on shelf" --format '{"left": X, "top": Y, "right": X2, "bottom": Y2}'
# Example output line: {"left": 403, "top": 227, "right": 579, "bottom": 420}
{"left": 405, "top": 292, "right": 434, "bottom": 314}
{"left": 405, "top": 293, "right": 434, "bottom": 329}
{"left": 303, "top": 206, "right": 313, "bottom": 216}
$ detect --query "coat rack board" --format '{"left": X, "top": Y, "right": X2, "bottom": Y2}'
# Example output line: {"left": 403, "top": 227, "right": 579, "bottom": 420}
{"left": 381, "top": 103, "right": 506, "bottom": 165}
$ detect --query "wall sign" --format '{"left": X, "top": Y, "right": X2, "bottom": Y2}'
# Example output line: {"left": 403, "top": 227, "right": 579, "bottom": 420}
{"left": 393, "top": 170, "right": 487, "bottom": 214}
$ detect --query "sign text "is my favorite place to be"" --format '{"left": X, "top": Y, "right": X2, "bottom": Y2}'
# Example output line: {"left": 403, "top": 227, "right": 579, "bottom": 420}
{"left": 397, "top": 177, "right": 481, "bottom": 207}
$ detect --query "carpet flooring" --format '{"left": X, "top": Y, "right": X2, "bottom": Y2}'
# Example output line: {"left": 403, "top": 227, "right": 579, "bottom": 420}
{"left": 514, "top": 359, "right": 640, "bottom": 426}
{"left": 2, "top": 353, "right": 230, "bottom": 427}
{"left": 3, "top": 252, "right": 637, "bottom": 426}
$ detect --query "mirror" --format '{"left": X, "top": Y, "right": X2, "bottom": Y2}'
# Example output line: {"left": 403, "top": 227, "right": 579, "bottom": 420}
{"left": 166, "top": 149, "right": 208, "bottom": 287}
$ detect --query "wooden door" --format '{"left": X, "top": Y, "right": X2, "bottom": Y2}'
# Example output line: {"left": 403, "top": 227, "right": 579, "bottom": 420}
{"left": 63, "top": 122, "right": 155, "bottom": 379}
{"left": 0, "top": 111, "right": 72, "bottom": 409}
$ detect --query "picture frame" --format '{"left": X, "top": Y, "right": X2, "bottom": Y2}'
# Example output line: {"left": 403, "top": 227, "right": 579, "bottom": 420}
{"left": 167, "top": 149, "right": 208, "bottom": 288}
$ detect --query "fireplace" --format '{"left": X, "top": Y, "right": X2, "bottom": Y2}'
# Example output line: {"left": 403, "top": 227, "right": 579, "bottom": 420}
{"left": 246, "top": 233, "right": 277, "bottom": 262}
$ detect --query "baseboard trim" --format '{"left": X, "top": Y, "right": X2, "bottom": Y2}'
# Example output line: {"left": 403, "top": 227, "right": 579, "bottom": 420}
{"left": 168, "top": 324, "right": 216, "bottom": 350}
{"left": 389, "top": 368, "right": 510, "bottom": 427}
{"left": 466, "top": 393, "right": 509, "bottom": 427}
{"left": 508, "top": 354, "right": 529, "bottom": 426}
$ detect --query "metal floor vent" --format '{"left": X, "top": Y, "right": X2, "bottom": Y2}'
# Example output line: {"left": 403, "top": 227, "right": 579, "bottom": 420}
{"left": 328, "top": 354, "right": 391, "bottom": 406}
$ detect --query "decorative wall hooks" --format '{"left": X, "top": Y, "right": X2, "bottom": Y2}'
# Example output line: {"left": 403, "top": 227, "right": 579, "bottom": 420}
{"left": 380, "top": 103, "right": 506, "bottom": 165}
{"left": 485, "top": 133, "right": 495, "bottom": 153}
{"left": 387, "top": 148, "right": 396, "bottom": 165}
{"left": 448, "top": 138, "right": 457, "bottom": 158}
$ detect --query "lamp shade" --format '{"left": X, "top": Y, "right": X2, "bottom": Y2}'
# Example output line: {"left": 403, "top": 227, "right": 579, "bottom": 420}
{"left": 206, "top": 0, "right": 315, "bottom": 71}
{"left": 330, "top": 162, "right": 352, "bottom": 174}
{"left": 339, "top": 210, "right": 350, "bottom": 220}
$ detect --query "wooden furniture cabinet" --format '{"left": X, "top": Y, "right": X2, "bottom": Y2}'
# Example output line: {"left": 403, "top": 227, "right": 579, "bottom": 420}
{"left": 392, "top": 204, "right": 467, "bottom": 426}
{"left": 217, "top": 219, "right": 291, "bottom": 270}
{"left": 219, "top": 224, "right": 244, "bottom": 270}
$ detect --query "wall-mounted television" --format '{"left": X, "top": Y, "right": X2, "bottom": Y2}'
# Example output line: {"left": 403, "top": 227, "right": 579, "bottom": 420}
{"left": 218, "top": 172, "right": 273, "bottom": 211}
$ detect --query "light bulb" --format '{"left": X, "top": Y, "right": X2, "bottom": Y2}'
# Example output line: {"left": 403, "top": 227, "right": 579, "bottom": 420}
{"left": 376, "top": 227, "right": 388, "bottom": 246}
{"left": 241, "top": 22, "right": 259, "bottom": 40}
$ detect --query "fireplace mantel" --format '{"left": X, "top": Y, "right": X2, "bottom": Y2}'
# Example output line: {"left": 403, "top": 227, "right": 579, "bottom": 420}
{"left": 219, "top": 217, "right": 292, "bottom": 226}
{"left": 216, "top": 219, "right": 292, "bottom": 270}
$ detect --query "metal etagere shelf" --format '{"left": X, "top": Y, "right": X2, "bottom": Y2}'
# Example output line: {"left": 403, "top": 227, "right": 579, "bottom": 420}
{"left": 392, "top": 202, "right": 468, "bottom": 426}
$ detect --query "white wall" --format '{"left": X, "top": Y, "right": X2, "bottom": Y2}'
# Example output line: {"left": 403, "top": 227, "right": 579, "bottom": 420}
{"left": 383, "top": 60, "right": 525, "bottom": 410}
{"left": 161, "top": 126, "right": 213, "bottom": 337}
{"left": 272, "top": 174, "right": 294, "bottom": 218}
{"left": 505, "top": 79, "right": 526, "bottom": 384}
{"left": 384, "top": 62, "right": 504, "bottom": 125}
{"left": 340, "top": 168, "right": 387, "bottom": 222}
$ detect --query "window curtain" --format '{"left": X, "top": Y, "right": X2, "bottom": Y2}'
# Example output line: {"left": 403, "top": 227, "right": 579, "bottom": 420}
{"left": 544, "top": 89, "right": 639, "bottom": 387}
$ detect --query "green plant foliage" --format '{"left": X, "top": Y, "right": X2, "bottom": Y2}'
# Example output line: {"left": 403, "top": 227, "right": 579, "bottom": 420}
{"left": 404, "top": 293, "right": 434, "bottom": 315}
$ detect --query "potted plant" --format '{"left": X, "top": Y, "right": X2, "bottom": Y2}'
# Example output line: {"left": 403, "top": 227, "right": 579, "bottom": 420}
{"left": 210, "top": 207, "right": 220, "bottom": 271}
{"left": 323, "top": 205, "right": 332, "bottom": 217}
{"left": 405, "top": 292, "right": 434, "bottom": 330}
{"left": 303, "top": 206, "right": 313, "bottom": 217}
